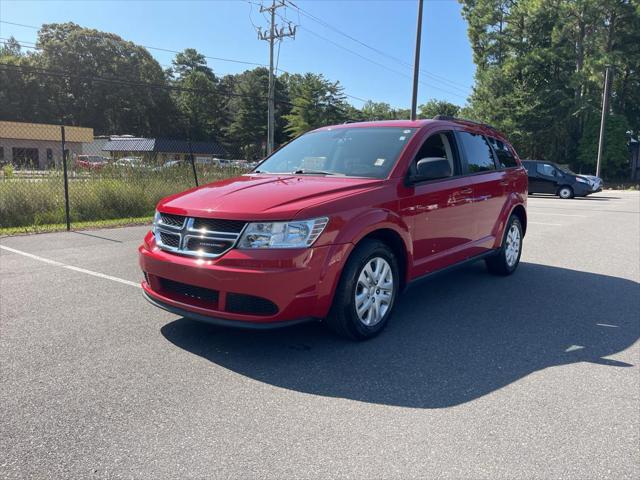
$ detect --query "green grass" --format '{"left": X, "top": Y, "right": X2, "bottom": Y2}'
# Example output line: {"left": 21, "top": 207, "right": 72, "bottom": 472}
{"left": 0, "top": 216, "right": 153, "bottom": 236}
{"left": 0, "top": 165, "right": 245, "bottom": 235}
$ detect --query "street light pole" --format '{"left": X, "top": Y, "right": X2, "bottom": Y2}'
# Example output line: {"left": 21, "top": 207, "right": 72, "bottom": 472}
{"left": 410, "top": 0, "right": 424, "bottom": 121}
{"left": 596, "top": 66, "right": 612, "bottom": 178}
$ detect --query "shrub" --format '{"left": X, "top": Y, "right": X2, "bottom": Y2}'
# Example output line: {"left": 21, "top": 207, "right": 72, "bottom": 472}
{"left": 2, "top": 164, "right": 14, "bottom": 179}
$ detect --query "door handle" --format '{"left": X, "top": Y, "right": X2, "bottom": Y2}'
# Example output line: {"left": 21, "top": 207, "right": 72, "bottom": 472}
{"left": 459, "top": 188, "right": 472, "bottom": 195}
{"left": 499, "top": 181, "right": 509, "bottom": 186}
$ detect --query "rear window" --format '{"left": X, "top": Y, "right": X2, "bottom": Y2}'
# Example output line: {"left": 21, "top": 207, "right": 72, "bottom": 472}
{"left": 458, "top": 132, "right": 496, "bottom": 173}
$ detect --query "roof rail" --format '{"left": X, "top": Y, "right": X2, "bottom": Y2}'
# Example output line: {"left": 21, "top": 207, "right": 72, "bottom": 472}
{"left": 432, "top": 115, "right": 499, "bottom": 132}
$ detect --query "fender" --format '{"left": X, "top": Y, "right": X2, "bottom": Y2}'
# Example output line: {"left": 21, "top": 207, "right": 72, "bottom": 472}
{"left": 493, "top": 192, "right": 527, "bottom": 248}
{"left": 311, "top": 209, "right": 413, "bottom": 318}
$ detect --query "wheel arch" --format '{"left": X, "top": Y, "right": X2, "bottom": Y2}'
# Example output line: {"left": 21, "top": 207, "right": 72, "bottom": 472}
{"left": 358, "top": 228, "right": 410, "bottom": 290}
{"left": 510, "top": 204, "right": 527, "bottom": 236}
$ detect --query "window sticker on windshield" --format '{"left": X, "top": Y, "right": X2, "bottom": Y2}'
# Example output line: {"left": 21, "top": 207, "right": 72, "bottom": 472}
{"left": 399, "top": 136, "right": 406, "bottom": 141}
{"left": 374, "top": 158, "right": 386, "bottom": 166}
{"left": 403, "top": 129, "right": 411, "bottom": 134}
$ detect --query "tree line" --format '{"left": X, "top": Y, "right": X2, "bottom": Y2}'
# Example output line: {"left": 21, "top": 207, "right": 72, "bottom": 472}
{"left": 1, "top": 3, "right": 638, "bottom": 178}
{"left": 460, "top": 0, "right": 639, "bottom": 178}
{"left": 0, "top": 23, "right": 458, "bottom": 161}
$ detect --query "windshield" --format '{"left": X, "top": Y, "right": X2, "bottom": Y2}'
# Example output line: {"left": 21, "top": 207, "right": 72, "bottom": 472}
{"left": 255, "top": 127, "right": 416, "bottom": 178}
{"left": 557, "top": 164, "right": 577, "bottom": 175}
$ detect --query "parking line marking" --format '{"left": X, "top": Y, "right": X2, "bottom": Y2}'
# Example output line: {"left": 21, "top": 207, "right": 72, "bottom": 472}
{"left": 528, "top": 212, "right": 587, "bottom": 217}
{"left": 529, "top": 222, "right": 562, "bottom": 226}
{"left": 0, "top": 245, "right": 141, "bottom": 288}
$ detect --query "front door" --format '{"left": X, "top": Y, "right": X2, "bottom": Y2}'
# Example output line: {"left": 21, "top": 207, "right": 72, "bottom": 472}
{"left": 533, "top": 163, "right": 559, "bottom": 194}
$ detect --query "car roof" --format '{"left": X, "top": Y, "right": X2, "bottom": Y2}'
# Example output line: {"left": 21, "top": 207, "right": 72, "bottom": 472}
{"left": 313, "top": 118, "right": 507, "bottom": 141}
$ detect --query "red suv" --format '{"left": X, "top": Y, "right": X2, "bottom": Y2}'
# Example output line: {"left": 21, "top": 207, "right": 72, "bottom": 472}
{"left": 140, "top": 117, "right": 527, "bottom": 339}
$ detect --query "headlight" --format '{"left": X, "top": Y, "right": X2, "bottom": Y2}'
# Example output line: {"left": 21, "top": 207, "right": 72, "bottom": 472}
{"left": 575, "top": 177, "right": 589, "bottom": 184}
{"left": 238, "top": 217, "right": 329, "bottom": 249}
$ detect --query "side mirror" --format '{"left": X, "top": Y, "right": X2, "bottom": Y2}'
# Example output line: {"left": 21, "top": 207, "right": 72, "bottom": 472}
{"left": 413, "top": 157, "right": 452, "bottom": 182}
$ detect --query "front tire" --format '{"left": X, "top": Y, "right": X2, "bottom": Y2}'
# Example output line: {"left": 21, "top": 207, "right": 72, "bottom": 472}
{"left": 326, "top": 239, "right": 399, "bottom": 340}
{"left": 486, "top": 215, "right": 523, "bottom": 276}
{"left": 558, "top": 186, "right": 574, "bottom": 199}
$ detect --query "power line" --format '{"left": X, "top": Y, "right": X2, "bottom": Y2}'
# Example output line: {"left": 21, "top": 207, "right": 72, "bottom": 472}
{"left": 0, "top": 62, "right": 297, "bottom": 106}
{"left": 0, "top": 20, "right": 268, "bottom": 68}
{"left": 2, "top": 23, "right": 374, "bottom": 105}
{"left": 295, "top": 23, "right": 467, "bottom": 100}
{"left": 284, "top": 0, "right": 470, "bottom": 93}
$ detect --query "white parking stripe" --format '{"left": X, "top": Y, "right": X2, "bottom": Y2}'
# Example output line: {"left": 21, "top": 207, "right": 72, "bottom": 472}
{"left": 528, "top": 212, "right": 587, "bottom": 217}
{"left": 0, "top": 245, "right": 141, "bottom": 288}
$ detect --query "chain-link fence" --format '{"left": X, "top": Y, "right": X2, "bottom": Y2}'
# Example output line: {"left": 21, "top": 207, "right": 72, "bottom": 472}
{"left": 0, "top": 120, "right": 252, "bottom": 234}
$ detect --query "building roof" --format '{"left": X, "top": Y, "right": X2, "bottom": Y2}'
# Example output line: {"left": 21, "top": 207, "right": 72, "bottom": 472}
{"left": 0, "top": 120, "right": 94, "bottom": 143}
{"left": 103, "top": 137, "right": 226, "bottom": 156}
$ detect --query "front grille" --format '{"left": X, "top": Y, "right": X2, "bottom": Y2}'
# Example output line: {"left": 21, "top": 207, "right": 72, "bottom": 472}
{"left": 186, "top": 237, "right": 234, "bottom": 256}
{"left": 159, "top": 231, "right": 180, "bottom": 248}
{"left": 192, "top": 218, "right": 246, "bottom": 233}
{"left": 159, "top": 277, "right": 219, "bottom": 303}
{"left": 155, "top": 214, "right": 246, "bottom": 258}
{"left": 160, "top": 213, "right": 185, "bottom": 228}
{"left": 226, "top": 293, "right": 278, "bottom": 316}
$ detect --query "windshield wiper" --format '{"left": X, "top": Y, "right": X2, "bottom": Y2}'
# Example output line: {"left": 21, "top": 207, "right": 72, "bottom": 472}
{"left": 292, "top": 169, "right": 343, "bottom": 176}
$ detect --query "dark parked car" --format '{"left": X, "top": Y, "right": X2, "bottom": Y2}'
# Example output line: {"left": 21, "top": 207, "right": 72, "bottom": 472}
{"left": 522, "top": 160, "right": 602, "bottom": 198}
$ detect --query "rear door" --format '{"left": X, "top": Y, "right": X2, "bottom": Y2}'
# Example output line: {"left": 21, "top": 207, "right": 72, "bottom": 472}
{"left": 455, "top": 130, "right": 507, "bottom": 253}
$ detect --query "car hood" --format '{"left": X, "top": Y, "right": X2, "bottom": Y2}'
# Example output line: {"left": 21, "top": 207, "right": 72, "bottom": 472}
{"left": 157, "top": 174, "right": 381, "bottom": 220}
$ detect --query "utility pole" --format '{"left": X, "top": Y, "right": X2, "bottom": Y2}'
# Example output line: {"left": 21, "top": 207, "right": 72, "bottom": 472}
{"left": 410, "top": 0, "right": 424, "bottom": 121}
{"left": 596, "top": 65, "right": 612, "bottom": 178}
{"left": 258, "top": 0, "right": 296, "bottom": 155}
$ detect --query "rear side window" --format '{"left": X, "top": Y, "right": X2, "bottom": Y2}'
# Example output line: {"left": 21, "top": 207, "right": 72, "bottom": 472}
{"left": 457, "top": 132, "right": 496, "bottom": 173}
{"left": 488, "top": 137, "right": 518, "bottom": 168}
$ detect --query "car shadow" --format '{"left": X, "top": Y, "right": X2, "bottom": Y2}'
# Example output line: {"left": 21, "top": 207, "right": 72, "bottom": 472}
{"left": 161, "top": 262, "right": 639, "bottom": 409}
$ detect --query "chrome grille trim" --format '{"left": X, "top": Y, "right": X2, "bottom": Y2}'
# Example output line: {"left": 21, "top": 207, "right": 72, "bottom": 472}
{"left": 155, "top": 217, "right": 247, "bottom": 259}
{"left": 157, "top": 213, "right": 186, "bottom": 230}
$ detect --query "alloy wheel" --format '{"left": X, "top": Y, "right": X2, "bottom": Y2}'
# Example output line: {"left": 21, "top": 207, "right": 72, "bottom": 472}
{"left": 505, "top": 223, "right": 521, "bottom": 267}
{"left": 354, "top": 257, "right": 394, "bottom": 326}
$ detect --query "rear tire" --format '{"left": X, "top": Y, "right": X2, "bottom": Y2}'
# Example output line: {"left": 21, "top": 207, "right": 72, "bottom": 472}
{"left": 558, "top": 186, "right": 574, "bottom": 199}
{"left": 325, "top": 239, "right": 399, "bottom": 340}
{"left": 486, "top": 215, "right": 523, "bottom": 276}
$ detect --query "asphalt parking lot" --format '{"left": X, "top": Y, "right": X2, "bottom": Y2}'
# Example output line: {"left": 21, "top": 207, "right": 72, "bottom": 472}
{"left": 1, "top": 190, "right": 639, "bottom": 479}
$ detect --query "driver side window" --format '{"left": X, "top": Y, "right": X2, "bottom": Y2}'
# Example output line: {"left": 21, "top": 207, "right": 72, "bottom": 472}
{"left": 412, "top": 132, "right": 456, "bottom": 177}
{"left": 537, "top": 163, "right": 556, "bottom": 177}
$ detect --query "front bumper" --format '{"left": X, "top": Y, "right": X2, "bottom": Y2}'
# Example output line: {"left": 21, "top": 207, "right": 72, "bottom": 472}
{"left": 143, "top": 290, "right": 314, "bottom": 329}
{"left": 139, "top": 231, "right": 351, "bottom": 325}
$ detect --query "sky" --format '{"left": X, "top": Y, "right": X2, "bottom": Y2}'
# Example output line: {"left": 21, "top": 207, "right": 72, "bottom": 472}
{"left": 0, "top": 0, "right": 475, "bottom": 109}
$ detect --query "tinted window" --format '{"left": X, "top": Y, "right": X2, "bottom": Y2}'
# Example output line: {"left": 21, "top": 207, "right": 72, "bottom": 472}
{"left": 537, "top": 163, "right": 556, "bottom": 177}
{"left": 458, "top": 132, "right": 496, "bottom": 173}
{"left": 522, "top": 162, "right": 534, "bottom": 174}
{"left": 256, "top": 127, "right": 416, "bottom": 178}
{"left": 488, "top": 137, "right": 518, "bottom": 168}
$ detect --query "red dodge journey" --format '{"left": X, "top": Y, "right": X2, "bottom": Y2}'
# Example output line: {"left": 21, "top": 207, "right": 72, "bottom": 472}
{"left": 140, "top": 117, "right": 528, "bottom": 339}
